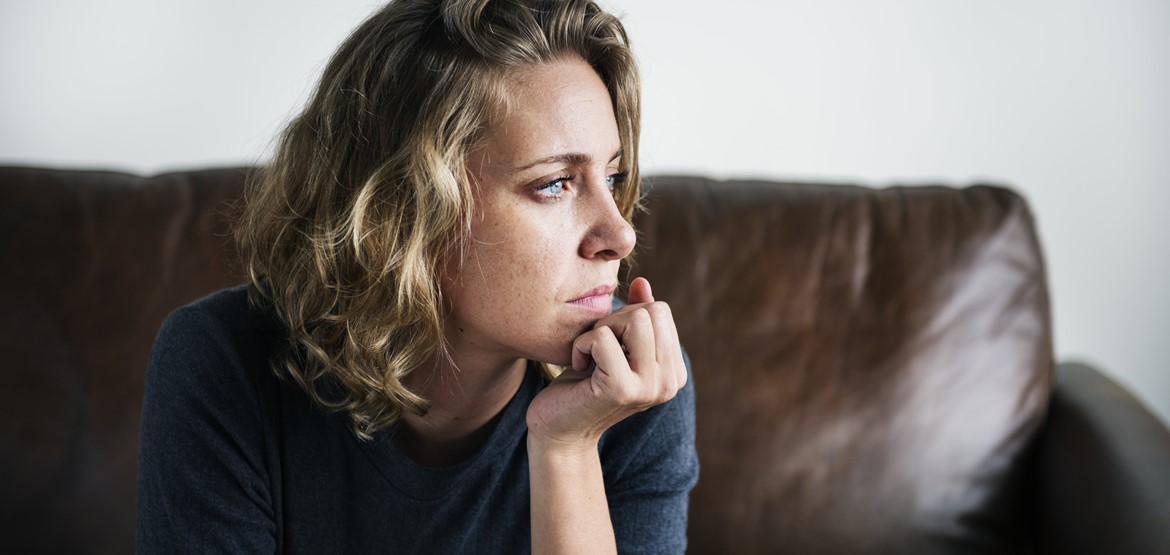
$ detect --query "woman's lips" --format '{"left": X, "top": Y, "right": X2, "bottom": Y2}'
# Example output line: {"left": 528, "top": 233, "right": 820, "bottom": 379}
{"left": 568, "top": 284, "right": 616, "bottom": 315}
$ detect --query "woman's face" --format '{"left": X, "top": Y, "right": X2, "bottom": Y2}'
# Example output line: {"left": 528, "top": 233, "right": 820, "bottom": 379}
{"left": 443, "top": 56, "right": 635, "bottom": 367}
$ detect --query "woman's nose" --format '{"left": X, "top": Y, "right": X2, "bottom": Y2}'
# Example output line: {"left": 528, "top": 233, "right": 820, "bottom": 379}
{"left": 578, "top": 177, "right": 636, "bottom": 261}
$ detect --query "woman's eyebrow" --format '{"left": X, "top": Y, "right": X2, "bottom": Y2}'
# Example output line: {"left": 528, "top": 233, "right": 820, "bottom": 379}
{"left": 514, "top": 148, "right": 623, "bottom": 172}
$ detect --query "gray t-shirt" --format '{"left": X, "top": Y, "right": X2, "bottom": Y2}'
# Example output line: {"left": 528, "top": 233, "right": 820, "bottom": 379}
{"left": 137, "top": 285, "right": 698, "bottom": 554}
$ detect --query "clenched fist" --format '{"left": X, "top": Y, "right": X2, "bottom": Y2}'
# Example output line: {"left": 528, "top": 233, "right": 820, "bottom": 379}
{"left": 526, "top": 276, "right": 688, "bottom": 448}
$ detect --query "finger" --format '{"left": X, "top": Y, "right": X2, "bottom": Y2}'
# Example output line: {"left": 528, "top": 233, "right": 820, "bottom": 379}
{"left": 571, "top": 331, "right": 596, "bottom": 372}
{"left": 610, "top": 277, "right": 653, "bottom": 316}
{"left": 627, "top": 276, "right": 654, "bottom": 305}
{"left": 553, "top": 368, "right": 593, "bottom": 385}
{"left": 572, "top": 324, "right": 639, "bottom": 375}
{"left": 596, "top": 298, "right": 680, "bottom": 382}
{"left": 602, "top": 301, "right": 681, "bottom": 399}
{"left": 645, "top": 301, "right": 686, "bottom": 389}
{"left": 665, "top": 311, "right": 688, "bottom": 388}
{"left": 588, "top": 308, "right": 657, "bottom": 372}
{"left": 617, "top": 308, "right": 657, "bottom": 374}
{"left": 643, "top": 302, "right": 673, "bottom": 363}
{"left": 587, "top": 326, "right": 643, "bottom": 404}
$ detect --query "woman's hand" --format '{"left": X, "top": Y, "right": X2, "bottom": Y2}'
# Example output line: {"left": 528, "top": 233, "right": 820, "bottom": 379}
{"left": 526, "top": 276, "right": 686, "bottom": 554}
{"left": 526, "top": 276, "right": 688, "bottom": 449}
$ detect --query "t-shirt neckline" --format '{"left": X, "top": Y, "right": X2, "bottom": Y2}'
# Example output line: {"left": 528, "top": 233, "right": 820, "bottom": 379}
{"left": 353, "top": 360, "right": 542, "bottom": 503}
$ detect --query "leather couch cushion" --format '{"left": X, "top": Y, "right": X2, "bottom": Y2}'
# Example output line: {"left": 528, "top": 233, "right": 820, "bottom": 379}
{"left": 629, "top": 176, "right": 1051, "bottom": 554}
{"left": 0, "top": 167, "right": 248, "bottom": 553}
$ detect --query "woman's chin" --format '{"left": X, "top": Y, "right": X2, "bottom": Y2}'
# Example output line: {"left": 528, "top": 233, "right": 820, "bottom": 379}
{"left": 522, "top": 335, "right": 580, "bottom": 369}
{"left": 516, "top": 318, "right": 601, "bottom": 368}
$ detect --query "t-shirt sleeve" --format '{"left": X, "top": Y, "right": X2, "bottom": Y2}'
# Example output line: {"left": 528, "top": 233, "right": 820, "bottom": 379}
{"left": 601, "top": 349, "right": 700, "bottom": 555}
{"left": 136, "top": 304, "right": 278, "bottom": 553}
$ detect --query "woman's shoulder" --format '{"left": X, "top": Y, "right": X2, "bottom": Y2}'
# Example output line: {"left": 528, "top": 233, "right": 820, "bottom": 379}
{"left": 148, "top": 284, "right": 285, "bottom": 399}
{"left": 139, "top": 285, "right": 288, "bottom": 552}
{"left": 166, "top": 284, "right": 283, "bottom": 336}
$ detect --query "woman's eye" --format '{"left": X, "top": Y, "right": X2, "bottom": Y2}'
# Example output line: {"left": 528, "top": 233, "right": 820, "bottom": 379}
{"left": 536, "top": 176, "right": 570, "bottom": 198}
{"left": 606, "top": 171, "right": 629, "bottom": 194}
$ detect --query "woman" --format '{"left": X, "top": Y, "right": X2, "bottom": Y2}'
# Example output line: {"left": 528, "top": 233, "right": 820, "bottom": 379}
{"left": 137, "top": 0, "right": 697, "bottom": 552}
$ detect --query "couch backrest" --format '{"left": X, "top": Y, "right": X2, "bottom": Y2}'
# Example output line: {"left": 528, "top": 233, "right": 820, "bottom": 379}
{"left": 629, "top": 176, "right": 1051, "bottom": 553}
{"left": 0, "top": 167, "right": 250, "bottom": 553}
{"left": 0, "top": 168, "right": 1051, "bottom": 553}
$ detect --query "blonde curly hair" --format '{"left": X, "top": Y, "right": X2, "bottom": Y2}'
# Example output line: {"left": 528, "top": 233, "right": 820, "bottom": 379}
{"left": 235, "top": 0, "right": 642, "bottom": 439}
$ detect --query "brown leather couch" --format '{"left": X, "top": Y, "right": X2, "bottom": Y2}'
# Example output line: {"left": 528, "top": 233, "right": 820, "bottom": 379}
{"left": 2, "top": 166, "right": 1168, "bottom": 554}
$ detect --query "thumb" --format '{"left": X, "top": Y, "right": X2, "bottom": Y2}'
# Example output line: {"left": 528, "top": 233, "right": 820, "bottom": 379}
{"left": 627, "top": 276, "right": 655, "bottom": 305}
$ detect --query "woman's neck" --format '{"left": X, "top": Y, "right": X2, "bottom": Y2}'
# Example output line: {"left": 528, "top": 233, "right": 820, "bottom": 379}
{"left": 396, "top": 354, "right": 529, "bottom": 467}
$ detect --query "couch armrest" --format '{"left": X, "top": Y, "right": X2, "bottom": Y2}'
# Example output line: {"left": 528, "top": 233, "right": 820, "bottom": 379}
{"left": 1032, "top": 362, "right": 1170, "bottom": 555}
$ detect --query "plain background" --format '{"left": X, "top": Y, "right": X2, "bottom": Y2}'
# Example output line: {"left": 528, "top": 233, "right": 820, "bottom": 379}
{"left": 2, "top": 0, "right": 1167, "bottom": 426}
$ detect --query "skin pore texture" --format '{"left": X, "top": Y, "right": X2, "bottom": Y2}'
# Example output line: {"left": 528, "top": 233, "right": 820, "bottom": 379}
{"left": 399, "top": 55, "right": 687, "bottom": 554}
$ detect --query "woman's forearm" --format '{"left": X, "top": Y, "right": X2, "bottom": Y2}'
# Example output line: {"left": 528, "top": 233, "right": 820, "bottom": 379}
{"left": 525, "top": 279, "right": 685, "bottom": 553}
{"left": 528, "top": 435, "right": 617, "bottom": 555}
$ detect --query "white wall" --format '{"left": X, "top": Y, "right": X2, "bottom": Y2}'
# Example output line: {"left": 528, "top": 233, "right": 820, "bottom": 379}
{"left": 2, "top": 0, "right": 1167, "bottom": 425}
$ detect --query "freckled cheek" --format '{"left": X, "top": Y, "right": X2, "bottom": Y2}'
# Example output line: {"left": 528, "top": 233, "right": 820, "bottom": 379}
{"left": 470, "top": 202, "right": 579, "bottom": 292}
{"left": 466, "top": 228, "right": 542, "bottom": 294}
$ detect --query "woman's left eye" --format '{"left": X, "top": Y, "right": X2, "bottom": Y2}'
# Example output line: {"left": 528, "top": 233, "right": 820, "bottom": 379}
{"left": 535, "top": 172, "right": 627, "bottom": 200}
{"left": 536, "top": 176, "right": 569, "bottom": 199}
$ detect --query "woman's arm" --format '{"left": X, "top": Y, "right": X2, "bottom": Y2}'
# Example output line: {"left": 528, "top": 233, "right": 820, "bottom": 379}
{"left": 526, "top": 278, "right": 691, "bottom": 554}
{"left": 528, "top": 435, "right": 616, "bottom": 554}
{"left": 137, "top": 303, "right": 278, "bottom": 553}
{"left": 528, "top": 377, "right": 697, "bottom": 555}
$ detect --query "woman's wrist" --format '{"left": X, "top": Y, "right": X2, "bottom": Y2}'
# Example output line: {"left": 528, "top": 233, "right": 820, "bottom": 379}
{"left": 527, "top": 430, "right": 616, "bottom": 555}
{"left": 526, "top": 429, "right": 601, "bottom": 462}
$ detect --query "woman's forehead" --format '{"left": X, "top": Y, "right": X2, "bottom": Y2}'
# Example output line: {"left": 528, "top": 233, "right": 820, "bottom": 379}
{"left": 476, "top": 57, "right": 620, "bottom": 176}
